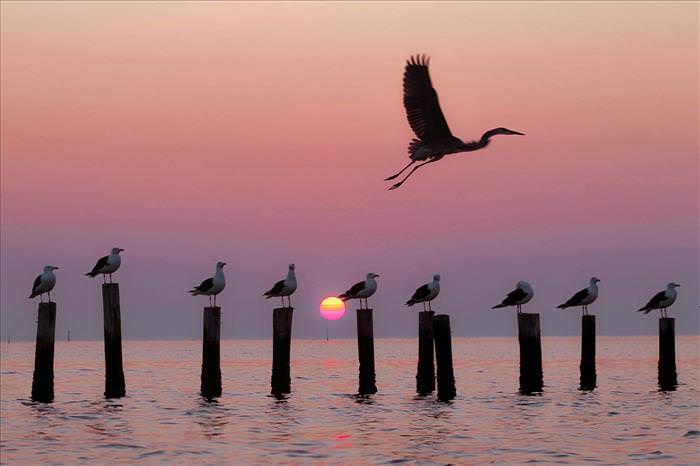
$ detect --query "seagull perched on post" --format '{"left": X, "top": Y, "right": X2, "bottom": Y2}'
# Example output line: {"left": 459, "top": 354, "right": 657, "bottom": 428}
{"left": 637, "top": 283, "right": 680, "bottom": 317}
{"left": 189, "top": 261, "right": 226, "bottom": 306}
{"left": 28, "top": 265, "right": 59, "bottom": 303}
{"left": 85, "top": 247, "right": 124, "bottom": 283}
{"left": 406, "top": 274, "right": 441, "bottom": 311}
{"left": 263, "top": 263, "right": 297, "bottom": 308}
{"left": 339, "top": 273, "right": 380, "bottom": 310}
{"left": 492, "top": 281, "right": 534, "bottom": 314}
{"left": 557, "top": 277, "right": 600, "bottom": 315}
{"left": 385, "top": 55, "right": 524, "bottom": 190}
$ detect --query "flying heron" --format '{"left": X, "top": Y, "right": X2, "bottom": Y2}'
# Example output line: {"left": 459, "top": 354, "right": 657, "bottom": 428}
{"left": 386, "top": 55, "right": 524, "bottom": 190}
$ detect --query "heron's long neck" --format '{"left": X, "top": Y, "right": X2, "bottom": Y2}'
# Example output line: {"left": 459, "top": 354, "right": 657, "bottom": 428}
{"left": 460, "top": 129, "right": 499, "bottom": 151}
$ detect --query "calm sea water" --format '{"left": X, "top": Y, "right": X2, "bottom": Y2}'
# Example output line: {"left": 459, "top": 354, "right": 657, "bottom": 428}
{"left": 1, "top": 336, "right": 699, "bottom": 465}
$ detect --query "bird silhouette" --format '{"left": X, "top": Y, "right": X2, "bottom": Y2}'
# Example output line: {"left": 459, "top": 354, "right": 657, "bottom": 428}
{"left": 386, "top": 55, "right": 524, "bottom": 190}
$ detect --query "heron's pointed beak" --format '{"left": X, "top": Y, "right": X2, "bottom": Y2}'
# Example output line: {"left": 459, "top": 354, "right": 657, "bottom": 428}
{"left": 511, "top": 130, "right": 525, "bottom": 136}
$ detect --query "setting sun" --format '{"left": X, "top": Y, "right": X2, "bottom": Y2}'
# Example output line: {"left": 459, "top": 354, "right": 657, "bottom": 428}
{"left": 320, "top": 296, "right": 346, "bottom": 321}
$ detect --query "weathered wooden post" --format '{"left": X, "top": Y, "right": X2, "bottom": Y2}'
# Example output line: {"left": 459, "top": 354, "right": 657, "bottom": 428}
{"left": 579, "top": 315, "right": 596, "bottom": 390}
{"left": 658, "top": 317, "right": 677, "bottom": 390}
{"left": 102, "top": 284, "right": 126, "bottom": 398}
{"left": 31, "top": 302, "right": 56, "bottom": 402}
{"left": 356, "top": 308, "right": 377, "bottom": 395}
{"left": 271, "top": 307, "right": 294, "bottom": 395}
{"left": 416, "top": 310, "right": 435, "bottom": 394}
{"left": 433, "top": 314, "right": 456, "bottom": 401}
{"left": 518, "top": 313, "right": 543, "bottom": 393}
{"left": 201, "top": 306, "right": 222, "bottom": 399}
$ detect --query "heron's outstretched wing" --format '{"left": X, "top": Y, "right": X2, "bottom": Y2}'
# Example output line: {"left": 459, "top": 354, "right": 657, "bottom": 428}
{"left": 403, "top": 55, "right": 453, "bottom": 141}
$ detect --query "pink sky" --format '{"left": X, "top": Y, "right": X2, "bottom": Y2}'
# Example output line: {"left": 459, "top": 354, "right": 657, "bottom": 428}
{"left": 1, "top": 2, "right": 697, "bottom": 340}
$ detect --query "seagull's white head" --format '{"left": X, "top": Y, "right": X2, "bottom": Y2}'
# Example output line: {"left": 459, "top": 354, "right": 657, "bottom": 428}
{"left": 216, "top": 261, "right": 226, "bottom": 269}
{"left": 367, "top": 272, "right": 380, "bottom": 279}
{"left": 433, "top": 274, "right": 441, "bottom": 282}
{"left": 517, "top": 280, "right": 531, "bottom": 290}
{"left": 289, "top": 263, "right": 295, "bottom": 271}
{"left": 667, "top": 282, "right": 680, "bottom": 289}
{"left": 590, "top": 277, "right": 601, "bottom": 284}
{"left": 44, "top": 265, "right": 59, "bottom": 272}
{"left": 111, "top": 247, "right": 124, "bottom": 254}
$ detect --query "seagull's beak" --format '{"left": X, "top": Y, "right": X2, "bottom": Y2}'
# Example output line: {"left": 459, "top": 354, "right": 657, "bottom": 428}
{"left": 119, "top": 248, "right": 125, "bottom": 252}
{"left": 53, "top": 266, "right": 60, "bottom": 270}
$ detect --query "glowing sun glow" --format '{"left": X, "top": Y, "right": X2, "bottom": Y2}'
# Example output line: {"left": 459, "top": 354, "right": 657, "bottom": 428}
{"left": 320, "top": 297, "right": 346, "bottom": 321}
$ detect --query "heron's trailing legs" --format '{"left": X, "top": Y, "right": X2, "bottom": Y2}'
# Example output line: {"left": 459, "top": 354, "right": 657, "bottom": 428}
{"left": 384, "top": 160, "right": 416, "bottom": 181}
{"left": 388, "top": 158, "right": 440, "bottom": 190}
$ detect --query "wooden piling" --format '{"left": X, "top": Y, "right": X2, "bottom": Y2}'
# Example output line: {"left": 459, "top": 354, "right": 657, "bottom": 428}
{"left": 433, "top": 314, "right": 456, "bottom": 401}
{"left": 658, "top": 317, "right": 677, "bottom": 390}
{"left": 579, "top": 315, "right": 596, "bottom": 390}
{"left": 201, "top": 306, "right": 222, "bottom": 399}
{"left": 31, "top": 302, "right": 56, "bottom": 403}
{"left": 271, "top": 307, "right": 294, "bottom": 395}
{"left": 416, "top": 310, "right": 435, "bottom": 394}
{"left": 356, "top": 308, "right": 377, "bottom": 395}
{"left": 102, "top": 284, "right": 126, "bottom": 398}
{"left": 518, "top": 313, "right": 543, "bottom": 393}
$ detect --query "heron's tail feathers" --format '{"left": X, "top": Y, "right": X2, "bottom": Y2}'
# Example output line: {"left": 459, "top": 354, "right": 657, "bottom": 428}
{"left": 408, "top": 138, "right": 424, "bottom": 157}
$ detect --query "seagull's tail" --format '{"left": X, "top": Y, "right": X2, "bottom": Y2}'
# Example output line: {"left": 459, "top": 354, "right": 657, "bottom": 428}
{"left": 85, "top": 272, "right": 97, "bottom": 277}
{"left": 636, "top": 306, "right": 650, "bottom": 313}
{"left": 338, "top": 294, "right": 349, "bottom": 301}
{"left": 189, "top": 289, "right": 200, "bottom": 295}
{"left": 263, "top": 292, "right": 273, "bottom": 299}
{"left": 557, "top": 303, "right": 569, "bottom": 309}
{"left": 406, "top": 300, "right": 415, "bottom": 306}
{"left": 492, "top": 303, "right": 507, "bottom": 309}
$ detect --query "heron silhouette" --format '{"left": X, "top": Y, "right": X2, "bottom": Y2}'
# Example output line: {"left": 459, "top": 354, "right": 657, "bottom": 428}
{"left": 386, "top": 55, "right": 525, "bottom": 190}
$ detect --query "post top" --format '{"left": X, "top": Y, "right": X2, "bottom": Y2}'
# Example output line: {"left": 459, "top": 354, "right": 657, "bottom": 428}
{"left": 204, "top": 306, "right": 221, "bottom": 311}
{"left": 273, "top": 306, "right": 294, "bottom": 311}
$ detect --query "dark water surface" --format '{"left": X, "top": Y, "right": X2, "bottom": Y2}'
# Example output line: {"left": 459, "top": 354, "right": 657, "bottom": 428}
{"left": 1, "top": 336, "right": 698, "bottom": 464}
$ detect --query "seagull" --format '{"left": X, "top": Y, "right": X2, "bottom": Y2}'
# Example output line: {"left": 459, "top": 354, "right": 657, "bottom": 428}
{"left": 28, "top": 265, "right": 59, "bottom": 303}
{"left": 557, "top": 277, "right": 601, "bottom": 315}
{"left": 492, "top": 281, "right": 534, "bottom": 313}
{"left": 263, "top": 263, "right": 298, "bottom": 307}
{"left": 339, "top": 273, "right": 380, "bottom": 310}
{"left": 406, "top": 274, "right": 441, "bottom": 311}
{"left": 385, "top": 55, "right": 524, "bottom": 190}
{"left": 85, "top": 247, "right": 124, "bottom": 283}
{"left": 637, "top": 283, "right": 680, "bottom": 317}
{"left": 189, "top": 261, "right": 227, "bottom": 306}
